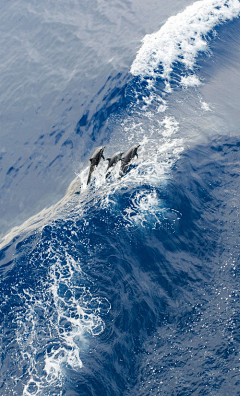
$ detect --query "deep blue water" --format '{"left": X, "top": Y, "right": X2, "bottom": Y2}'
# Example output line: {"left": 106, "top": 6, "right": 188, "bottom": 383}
{"left": 1, "top": 1, "right": 240, "bottom": 395}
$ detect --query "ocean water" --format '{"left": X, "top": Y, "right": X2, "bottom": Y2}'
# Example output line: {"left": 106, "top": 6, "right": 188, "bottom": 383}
{"left": 1, "top": 0, "right": 240, "bottom": 395}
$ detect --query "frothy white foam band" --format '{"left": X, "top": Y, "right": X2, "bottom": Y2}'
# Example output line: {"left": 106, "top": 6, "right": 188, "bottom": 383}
{"left": 131, "top": 0, "right": 240, "bottom": 86}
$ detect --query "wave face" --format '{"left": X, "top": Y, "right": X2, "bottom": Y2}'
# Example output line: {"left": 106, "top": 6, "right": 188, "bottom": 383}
{"left": 1, "top": 0, "right": 240, "bottom": 395}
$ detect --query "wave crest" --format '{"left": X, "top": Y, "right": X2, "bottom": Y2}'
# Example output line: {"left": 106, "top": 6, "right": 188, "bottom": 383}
{"left": 131, "top": 0, "right": 240, "bottom": 87}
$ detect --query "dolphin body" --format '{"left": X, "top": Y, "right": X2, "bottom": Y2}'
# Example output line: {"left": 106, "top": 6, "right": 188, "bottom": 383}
{"left": 87, "top": 146, "right": 105, "bottom": 185}
{"left": 119, "top": 144, "right": 140, "bottom": 176}
{"left": 106, "top": 151, "right": 124, "bottom": 178}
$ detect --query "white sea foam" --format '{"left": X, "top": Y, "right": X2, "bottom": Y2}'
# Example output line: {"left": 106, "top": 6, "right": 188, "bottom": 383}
{"left": 200, "top": 99, "right": 212, "bottom": 111}
{"left": 14, "top": 246, "right": 111, "bottom": 396}
{"left": 121, "top": 189, "right": 182, "bottom": 230}
{"left": 181, "top": 75, "right": 202, "bottom": 87}
{"left": 131, "top": 0, "right": 240, "bottom": 86}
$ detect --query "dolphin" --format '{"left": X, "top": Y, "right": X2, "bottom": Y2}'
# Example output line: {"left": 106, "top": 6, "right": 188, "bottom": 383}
{"left": 106, "top": 151, "right": 124, "bottom": 178}
{"left": 119, "top": 144, "right": 140, "bottom": 176}
{"left": 87, "top": 146, "right": 105, "bottom": 185}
